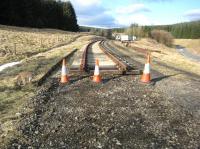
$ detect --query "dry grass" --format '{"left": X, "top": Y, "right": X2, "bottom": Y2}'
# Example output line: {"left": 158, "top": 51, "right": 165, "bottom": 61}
{"left": 116, "top": 38, "right": 200, "bottom": 77}
{"left": 0, "top": 25, "right": 83, "bottom": 64}
{"left": 174, "top": 39, "right": 200, "bottom": 55}
{"left": 0, "top": 25, "right": 95, "bottom": 146}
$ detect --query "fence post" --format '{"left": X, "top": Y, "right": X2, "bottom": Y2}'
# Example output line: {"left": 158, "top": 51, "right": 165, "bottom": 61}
{"left": 14, "top": 43, "right": 17, "bottom": 55}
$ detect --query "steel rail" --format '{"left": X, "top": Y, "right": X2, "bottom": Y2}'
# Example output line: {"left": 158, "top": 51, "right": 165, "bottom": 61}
{"left": 100, "top": 40, "right": 142, "bottom": 75}
{"left": 71, "top": 40, "right": 141, "bottom": 75}
{"left": 99, "top": 40, "right": 129, "bottom": 73}
{"left": 79, "top": 40, "right": 98, "bottom": 72}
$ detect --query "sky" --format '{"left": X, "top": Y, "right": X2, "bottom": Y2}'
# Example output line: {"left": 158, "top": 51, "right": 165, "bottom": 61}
{"left": 66, "top": 0, "right": 200, "bottom": 28}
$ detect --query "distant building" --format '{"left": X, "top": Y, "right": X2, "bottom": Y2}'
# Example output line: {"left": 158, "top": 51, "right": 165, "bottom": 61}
{"left": 114, "top": 34, "right": 137, "bottom": 42}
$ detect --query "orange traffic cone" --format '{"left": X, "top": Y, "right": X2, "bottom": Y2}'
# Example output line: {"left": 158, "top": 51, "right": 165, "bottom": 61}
{"left": 60, "top": 59, "right": 69, "bottom": 83}
{"left": 92, "top": 59, "right": 102, "bottom": 83}
{"left": 141, "top": 53, "right": 151, "bottom": 83}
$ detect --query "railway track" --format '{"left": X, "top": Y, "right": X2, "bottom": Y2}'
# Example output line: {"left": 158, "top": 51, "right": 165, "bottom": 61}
{"left": 70, "top": 40, "right": 141, "bottom": 75}
{"left": 38, "top": 40, "right": 141, "bottom": 85}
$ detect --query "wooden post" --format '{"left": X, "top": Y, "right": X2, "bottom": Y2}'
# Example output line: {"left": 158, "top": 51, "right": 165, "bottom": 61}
{"left": 14, "top": 43, "right": 17, "bottom": 55}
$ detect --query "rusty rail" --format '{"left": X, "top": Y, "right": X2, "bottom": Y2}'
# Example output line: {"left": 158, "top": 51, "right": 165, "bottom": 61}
{"left": 99, "top": 40, "right": 129, "bottom": 73}
{"left": 37, "top": 49, "right": 78, "bottom": 86}
{"left": 80, "top": 40, "right": 99, "bottom": 72}
{"left": 99, "top": 40, "right": 142, "bottom": 75}
{"left": 71, "top": 40, "right": 141, "bottom": 75}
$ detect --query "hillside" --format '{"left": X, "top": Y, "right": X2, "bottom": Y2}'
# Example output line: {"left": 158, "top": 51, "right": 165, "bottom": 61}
{"left": 0, "top": 25, "right": 82, "bottom": 64}
{"left": 150, "top": 21, "right": 200, "bottom": 39}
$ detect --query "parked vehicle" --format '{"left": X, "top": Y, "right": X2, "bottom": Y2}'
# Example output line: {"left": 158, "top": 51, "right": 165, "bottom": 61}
{"left": 115, "top": 34, "right": 121, "bottom": 40}
{"left": 121, "top": 35, "right": 132, "bottom": 41}
{"left": 115, "top": 34, "right": 137, "bottom": 42}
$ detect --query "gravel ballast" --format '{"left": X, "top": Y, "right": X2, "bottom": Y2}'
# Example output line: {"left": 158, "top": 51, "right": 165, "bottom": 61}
{"left": 8, "top": 74, "right": 200, "bottom": 148}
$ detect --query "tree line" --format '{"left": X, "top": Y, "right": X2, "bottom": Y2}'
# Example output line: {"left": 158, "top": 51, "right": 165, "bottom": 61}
{"left": 0, "top": 0, "right": 79, "bottom": 31}
{"left": 113, "top": 21, "right": 200, "bottom": 39}
{"left": 148, "top": 21, "right": 200, "bottom": 39}
{"left": 80, "top": 26, "right": 112, "bottom": 39}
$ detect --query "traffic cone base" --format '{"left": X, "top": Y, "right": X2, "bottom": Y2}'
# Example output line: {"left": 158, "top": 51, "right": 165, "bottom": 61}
{"left": 92, "top": 75, "right": 102, "bottom": 83}
{"left": 141, "top": 54, "right": 151, "bottom": 83}
{"left": 61, "top": 75, "right": 69, "bottom": 83}
{"left": 141, "top": 74, "right": 151, "bottom": 83}
{"left": 92, "top": 59, "right": 102, "bottom": 83}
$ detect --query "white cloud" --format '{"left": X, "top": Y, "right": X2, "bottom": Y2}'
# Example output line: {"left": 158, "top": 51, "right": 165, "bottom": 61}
{"left": 67, "top": 0, "right": 116, "bottom": 28}
{"left": 184, "top": 9, "right": 200, "bottom": 20}
{"left": 70, "top": 0, "right": 101, "bottom": 7}
{"left": 69, "top": 0, "right": 102, "bottom": 15}
{"left": 185, "top": 9, "right": 200, "bottom": 16}
{"left": 115, "top": 14, "right": 154, "bottom": 26}
{"left": 63, "top": 0, "right": 173, "bottom": 27}
{"left": 78, "top": 13, "right": 117, "bottom": 28}
{"left": 116, "top": 3, "right": 150, "bottom": 14}
{"left": 60, "top": 0, "right": 198, "bottom": 27}
{"left": 129, "top": 0, "right": 173, "bottom": 2}
{"left": 113, "top": 3, "right": 153, "bottom": 26}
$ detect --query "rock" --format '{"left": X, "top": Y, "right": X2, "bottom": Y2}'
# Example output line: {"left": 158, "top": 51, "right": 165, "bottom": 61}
{"left": 15, "top": 113, "right": 22, "bottom": 117}
{"left": 97, "top": 142, "right": 103, "bottom": 148}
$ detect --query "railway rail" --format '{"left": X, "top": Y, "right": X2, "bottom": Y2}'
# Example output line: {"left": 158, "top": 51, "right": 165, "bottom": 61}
{"left": 70, "top": 40, "right": 141, "bottom": 75}
{"left": 38, "top": 40, "right": 141, "bottom": 85}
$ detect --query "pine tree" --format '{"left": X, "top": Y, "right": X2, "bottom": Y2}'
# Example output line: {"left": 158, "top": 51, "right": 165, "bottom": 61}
{"left": 62, "top": 1, "right": 78, "bottom": 31}
{"left": 0, "top": 0, "right": 79, "bottom": 31}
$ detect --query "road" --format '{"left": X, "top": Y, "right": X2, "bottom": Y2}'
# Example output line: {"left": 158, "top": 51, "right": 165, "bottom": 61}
{"left": 0, "top": 61, "right": 21, "bottom": 72}
{"left": 176, "top": 45, "right": 200, "bottom": 62}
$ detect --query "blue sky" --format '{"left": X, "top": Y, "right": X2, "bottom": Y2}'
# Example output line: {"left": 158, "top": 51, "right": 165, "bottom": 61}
{"left": 67, "top": 0, "right": 200, "bottom": 28}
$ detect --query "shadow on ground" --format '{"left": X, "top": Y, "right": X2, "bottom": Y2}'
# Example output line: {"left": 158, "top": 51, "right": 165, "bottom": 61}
{"left": 151, "top": 74, "right": 179, "bottom": 85}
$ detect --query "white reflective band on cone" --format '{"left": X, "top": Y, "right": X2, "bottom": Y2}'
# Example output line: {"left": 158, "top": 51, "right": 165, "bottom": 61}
{"left": 143, "top": 63, "right": 150, "bottom": 74}
{"left": 62, "top": 66, "right": 68, "bottom": 75}
{"left": 94, "top": 65, "right": 99, "bottom": 75}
